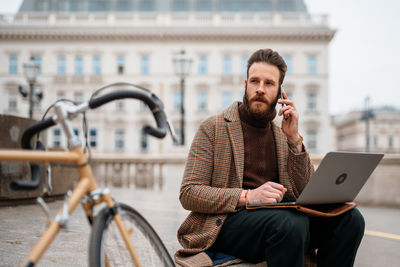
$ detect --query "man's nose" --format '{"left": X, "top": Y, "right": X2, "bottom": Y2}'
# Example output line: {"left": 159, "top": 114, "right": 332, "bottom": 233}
{"left": 255, "top": 83, "right": 265, "bottom": 94}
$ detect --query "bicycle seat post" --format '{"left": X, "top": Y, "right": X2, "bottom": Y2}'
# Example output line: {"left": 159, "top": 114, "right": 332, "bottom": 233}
{"left": 54, "top": 102, "right": 81, "bottom": 149}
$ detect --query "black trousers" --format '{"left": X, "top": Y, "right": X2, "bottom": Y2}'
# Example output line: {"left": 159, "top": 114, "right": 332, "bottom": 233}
{"left": 210, "top": 208, "right": 365, "bottom": 267}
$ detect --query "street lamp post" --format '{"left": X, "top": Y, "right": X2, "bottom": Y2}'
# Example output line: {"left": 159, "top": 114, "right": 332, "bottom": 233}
{"left": 173, "top": 50, "right": 192, "bottom": 146}
{"left": 23, "top": 59, "right": 40, "bottom": 119}
{"left": 361, "top": 96, "right": 375, "bottom": 152}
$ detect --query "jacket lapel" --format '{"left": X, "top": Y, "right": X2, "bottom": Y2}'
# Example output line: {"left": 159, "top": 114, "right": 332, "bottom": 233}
{"left": 224, "top": 102, "right": 244, "bottom": 187}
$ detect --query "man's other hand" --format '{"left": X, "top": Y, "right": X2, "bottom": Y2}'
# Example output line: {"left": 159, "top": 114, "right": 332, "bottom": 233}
{"left": 248, "top": 181, "right": 287, "bottom": 204}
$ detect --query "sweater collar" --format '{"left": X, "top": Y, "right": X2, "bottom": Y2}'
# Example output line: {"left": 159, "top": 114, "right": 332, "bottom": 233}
{"left": 238, "top": 103, "right": 272, "bottom": 128}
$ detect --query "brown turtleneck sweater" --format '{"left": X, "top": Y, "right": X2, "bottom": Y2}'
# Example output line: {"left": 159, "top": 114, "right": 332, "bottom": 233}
{"left": 238, "top": 104, "right": 279, "bottom": 189}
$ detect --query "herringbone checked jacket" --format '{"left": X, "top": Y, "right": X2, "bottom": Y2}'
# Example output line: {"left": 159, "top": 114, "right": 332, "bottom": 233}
{"left": 175, "top": 102, "right": 315, "bottom": 267}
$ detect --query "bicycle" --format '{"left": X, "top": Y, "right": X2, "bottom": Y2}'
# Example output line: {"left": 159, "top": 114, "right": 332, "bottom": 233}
{"left": 0, "top": 83, "right": 177, "bottom": 267}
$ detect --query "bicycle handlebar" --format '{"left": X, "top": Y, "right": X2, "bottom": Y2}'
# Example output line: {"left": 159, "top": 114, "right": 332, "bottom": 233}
{"left": 21, "top": 117, "right": 57, "bottom": 150}
{"left": 11, "top": 117, "right": 56, "bottom": 191}
{"left": 11, "top": 88, "right": 168, "bottom": 191}
{"left": 89, "top": 90, "right": 167, "bottom": 138}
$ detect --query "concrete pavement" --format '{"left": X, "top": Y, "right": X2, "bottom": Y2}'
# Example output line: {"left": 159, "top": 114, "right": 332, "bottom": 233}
{"left": 1, "top": 165, "right": 400, "bottom": 266}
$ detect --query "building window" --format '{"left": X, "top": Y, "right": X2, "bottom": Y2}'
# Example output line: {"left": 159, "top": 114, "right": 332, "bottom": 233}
{"left": 32, "top": 56, "right": 42, "bottom": 74}
{"left": 116, "top": 0, "right": 130, "bottom": 11}
{"left": 73, "top": 128, "right": 80, "bottom": 138}
{"left": 306, "top": 91, "right": 317, "bottom": 111}
{"left": 115, "top": 100, "right": 125, "bottom": 111}
{"left": 58, "top": 0, "right": 68, "bottom": 11}
{"left": 196, "top": 0, "right": 211, "bottom": 11}
{"left": 241, "top": 56, "right": 248, "bottom": 76}
{"left": 9, "top": 55, "right": 18, "bottom": 74}
{"left": 57, "top": 56, "right": 66, "bottom": 75}
{"left": 70, "top": 0, "right": 78, "bottom": 11}
{"left": 8, "top": 92, "right": 18, "bottom": 111}
{"left": 36, "top": 0, "right": 48, "bottom": 11}
{"left": 89, "top": 0, "right": 107, "bottom": 11}
{"left": 278, "top": 0, "right": 296, "bottom": 12}
{"left": 308, "top": 55, "right": 317, "bottom": 75}
{"left": 92, "top": 56, "right": 101, "bottom": 75}
{"left": 140, "top": 128, "right": 148, "bottom": 152}
{"left": 140, "top": 55, "right": 149, "bottom": 75}
{"left": 222, "top": 91, "right": 233, "bottom": 109}
{"left": 74, "top": 92, "right": 84, "bottom": 103}
{"left": 220, "top": 0, "right": 240, "bottom": 11}
{"left": 117, "top": 56, "right": 125, "bottom": 75}
{"left": 388, "top": 136, "right": 394, "bottom": 149}
{"left": 89, "top": 128, "right": 97, "bottom": 148}
{"left": 284, "top": 56, "right": 292, "bottom": 75}
{"left": 198, "top": 55, "right": 208, "bottom": 75}
{"left": 198, "top": 91, "right": 208, "bottom": 111}
{"left": 306, "top": 130, "right": 317, "bottom": 150}
{"left": 115, "top": 129, "right": 125, "bottom": 152}
{"left": 75, "top": 56, "right": 83, "bottom": 75}
{"left": 223, "top": 56, "right": 232, "bottom": 75}
{"left": 174, "top": 91, "right": 182, "bottom": 111}
{"left": 139, "top": 0, "right": 155, "bottom": 11}
{"left": 172, "top": 0, "right": 188, "bottom": 11}
{"left": 53, "top": 128, "right": 62, "bottom": 147}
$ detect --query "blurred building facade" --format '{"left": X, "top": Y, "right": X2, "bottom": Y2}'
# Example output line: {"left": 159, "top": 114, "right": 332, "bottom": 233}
{"left": 334, "top": 107, "right": 400, "bottom": 153}
{"left": 0, "top": 0, "right": 335, "bottom": 155}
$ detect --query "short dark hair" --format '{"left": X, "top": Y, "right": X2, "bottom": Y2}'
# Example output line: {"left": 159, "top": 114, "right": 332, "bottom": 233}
{"left": 247, "top": 48, "right": 287, "bottom": 86}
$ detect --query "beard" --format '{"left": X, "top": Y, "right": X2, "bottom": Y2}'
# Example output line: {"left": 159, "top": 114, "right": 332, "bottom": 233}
{"left": 243, "top": 86, "right": 279, "bottom": 122}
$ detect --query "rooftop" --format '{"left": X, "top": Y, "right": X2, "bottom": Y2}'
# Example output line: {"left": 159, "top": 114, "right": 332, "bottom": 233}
{"left": 18, "top": 0, "right": 309, "bottom": 14}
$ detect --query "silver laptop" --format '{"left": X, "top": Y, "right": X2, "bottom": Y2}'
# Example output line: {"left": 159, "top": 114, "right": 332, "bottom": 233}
{"left": 248, "top": 151, "right": 384, "bottom": 207}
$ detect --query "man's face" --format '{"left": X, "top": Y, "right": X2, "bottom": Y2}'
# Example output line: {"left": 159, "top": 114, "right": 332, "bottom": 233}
{"left": 244, "top": 62, "right": 280, "bottom": 119}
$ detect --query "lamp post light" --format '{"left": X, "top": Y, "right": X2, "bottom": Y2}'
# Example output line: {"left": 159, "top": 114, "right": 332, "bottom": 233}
{"left": 23, "top": 58, "right": 40, "bottom": 119}
{"left": 173, "top": 50, "right": 192, "bottom": 146}
{"left": 360, "top": 96, "right": 375, "bottom": 152}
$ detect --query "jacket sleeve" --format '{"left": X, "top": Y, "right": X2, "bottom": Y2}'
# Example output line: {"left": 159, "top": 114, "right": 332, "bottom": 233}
{"left": 179, "top": 117, "right": 242, "bottom": 214}
{"left": 287, "top": 145, "right": 315, "bottom": 199}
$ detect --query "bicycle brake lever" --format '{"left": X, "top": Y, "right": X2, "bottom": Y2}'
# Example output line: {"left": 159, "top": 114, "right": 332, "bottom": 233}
{"left": 46, "top": 164, "right": 53, "bottom": 193}
{"left": 37, "top": 197, "right": 51, "bottom": 225}
{"left": 166, "top": 118, "right": 179, "bottom": 144}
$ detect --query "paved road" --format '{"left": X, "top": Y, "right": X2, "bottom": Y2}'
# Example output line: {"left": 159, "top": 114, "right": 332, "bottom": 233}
{"left": 1, "top": 165, "right": 399, "bottom": 266}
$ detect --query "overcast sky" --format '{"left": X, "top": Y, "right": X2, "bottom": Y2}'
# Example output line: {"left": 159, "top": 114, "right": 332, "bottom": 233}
{"left": 2, "top": 0, "right": 400, "bottom": 115}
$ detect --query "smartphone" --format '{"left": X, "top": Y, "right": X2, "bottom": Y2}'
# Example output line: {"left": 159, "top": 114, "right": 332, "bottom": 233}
{"left": 280, "top": 87, "right": 288, "bottom": 120}
{"left": 280, "top": 87, "right": 286, "bottom": 107}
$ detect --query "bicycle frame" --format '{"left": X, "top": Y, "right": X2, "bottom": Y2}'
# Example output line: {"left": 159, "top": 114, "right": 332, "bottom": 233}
{"left": 0, "top": 146, "right": 143, "bottom": 267}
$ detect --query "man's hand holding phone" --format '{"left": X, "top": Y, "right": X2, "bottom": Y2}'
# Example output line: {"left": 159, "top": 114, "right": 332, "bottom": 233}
{"left": 278, "top": 90, "right": 302, "bottom": 150}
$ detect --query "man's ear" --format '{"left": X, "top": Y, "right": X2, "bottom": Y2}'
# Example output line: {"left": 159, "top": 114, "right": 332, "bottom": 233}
{"left": 244, "top": 79, "right": 247, "bottom": 90}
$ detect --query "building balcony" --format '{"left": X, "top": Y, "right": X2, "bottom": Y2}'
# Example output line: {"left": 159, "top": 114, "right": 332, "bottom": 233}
{"left": 0, "top": 12, "right": 329, "bottom": 28}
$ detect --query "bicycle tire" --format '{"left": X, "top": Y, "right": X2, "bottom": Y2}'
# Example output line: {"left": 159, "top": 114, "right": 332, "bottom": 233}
{"left": 89, "top": 202, "right": 175, "bottom": 267}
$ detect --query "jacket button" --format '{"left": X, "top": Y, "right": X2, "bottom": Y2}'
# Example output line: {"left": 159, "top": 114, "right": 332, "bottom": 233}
{"left": 216, "top": 219, "right": 222, "bottom": 226}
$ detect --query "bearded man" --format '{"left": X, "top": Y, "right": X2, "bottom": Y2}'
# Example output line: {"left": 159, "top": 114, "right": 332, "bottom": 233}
{"left": 175, "top": 48, "right": 365, "bottom": 267}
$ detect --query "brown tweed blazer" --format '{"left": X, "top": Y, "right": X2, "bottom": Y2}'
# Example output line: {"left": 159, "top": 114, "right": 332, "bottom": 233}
{"left": 175, "top": 102, "right": 314, "bottom": 267}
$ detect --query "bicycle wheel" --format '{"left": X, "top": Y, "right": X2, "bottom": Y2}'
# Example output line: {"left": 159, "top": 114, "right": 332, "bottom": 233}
{"left": 89, "top": 203, "right": 175, "bottom": 267}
